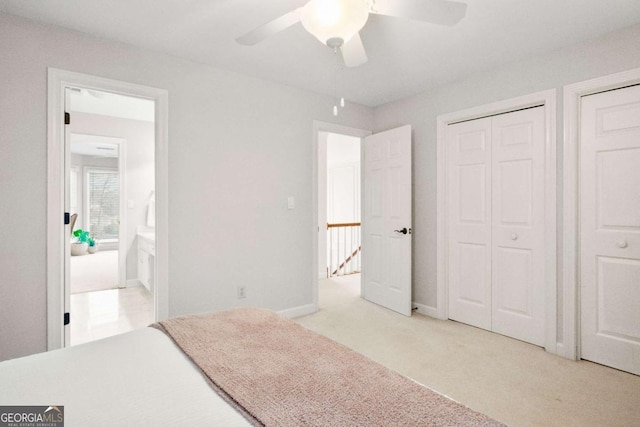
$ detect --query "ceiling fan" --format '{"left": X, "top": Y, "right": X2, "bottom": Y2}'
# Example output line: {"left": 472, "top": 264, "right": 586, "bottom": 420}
{"left": 236, "top": 0, "right": 467, "bottom": 67}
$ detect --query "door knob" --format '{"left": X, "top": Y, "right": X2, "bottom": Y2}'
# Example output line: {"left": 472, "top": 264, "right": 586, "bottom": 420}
{"left": 511, "top": 233, "right": 518, "bottom": 240}
{"left": 394, "top": 227, "right": 409, "bottom": 235}
{"left": 617, "top": 240, "right": 628, "bottom": 249}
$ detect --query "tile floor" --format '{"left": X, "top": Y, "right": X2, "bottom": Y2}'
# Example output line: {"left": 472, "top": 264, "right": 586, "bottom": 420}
{"left": 70, "top": 286, "right": 154, "bottom": 346}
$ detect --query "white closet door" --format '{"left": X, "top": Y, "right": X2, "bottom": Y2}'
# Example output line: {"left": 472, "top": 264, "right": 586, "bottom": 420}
{"left": 580, "top": 85, "right": 640, "bottom": 375}
{"left": 447, "top": 107, "right": 546, "bottom": 346}
{"left": 491, "top": 107, "right": 545, "bottom": 346}
{"left": 447, "top": 117, "right": 492, "bottom": 330}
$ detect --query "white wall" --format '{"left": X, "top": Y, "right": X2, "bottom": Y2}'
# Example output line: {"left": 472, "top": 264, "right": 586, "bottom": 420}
{"left": 69, "top": 112, "right": 155, "bottom": 281}
{"left": 0, "top": 13, "right": 373, "bottom": 361}
{"left": 373, "top": 23, "right": 640, "bottom": 344}
{"left": 327, "top": 133, "right": 361, "bottom": 223}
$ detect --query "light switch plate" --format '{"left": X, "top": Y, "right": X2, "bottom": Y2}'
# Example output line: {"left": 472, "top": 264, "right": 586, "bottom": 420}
{"left": 287, "top": 196, "right": 295, "bottom": 210}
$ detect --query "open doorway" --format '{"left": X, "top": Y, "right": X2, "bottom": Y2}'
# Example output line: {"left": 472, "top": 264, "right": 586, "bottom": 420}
{"left": 69, "top": 134, "right": 124, "bottom": 293}
{"left": 314, "top": 122, "right": 413, "bottom": 317}
{"left": 66, "top": 87, "right": 155, "bottom": 346}
{"left": 318, "top": 130, "right": 364, "bottom": 306}
{"left": 47, "top": 68, "right": 168, "bottom": 351}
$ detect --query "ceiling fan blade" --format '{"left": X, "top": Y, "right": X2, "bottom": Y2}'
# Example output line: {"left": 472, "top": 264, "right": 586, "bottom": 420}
{"left": 342, "top": 33, "right": 368, "bottom": 68}
{"left": 372, "top": 0, "right": 467, "bottom": 26}
{"left": 236, "top": 8, "right": 302, "bottom": 45}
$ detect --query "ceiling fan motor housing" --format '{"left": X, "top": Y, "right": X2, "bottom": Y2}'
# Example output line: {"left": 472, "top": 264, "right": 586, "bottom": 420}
{"left": 301, "top": 0, "right": 370, "bottom": 46}
{"left": 326, "top": 37, "right": 345, "bottom": 49}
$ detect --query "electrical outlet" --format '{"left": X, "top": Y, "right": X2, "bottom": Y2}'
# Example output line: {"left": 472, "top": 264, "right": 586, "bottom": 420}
{"left": 237, "top": 286, "right": 246, "bottom": 299}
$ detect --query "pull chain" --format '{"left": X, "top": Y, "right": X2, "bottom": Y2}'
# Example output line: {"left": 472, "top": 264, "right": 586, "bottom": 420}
{"left": 333, "top": 46, "right": 344, "bottom": 116}
{"left": 333, "top": 45, "right": 340, "bottom": 116}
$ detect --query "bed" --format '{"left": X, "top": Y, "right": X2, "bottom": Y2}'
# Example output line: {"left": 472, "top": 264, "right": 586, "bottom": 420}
{"left": 0, "top": 308, "right": 503, "bottom": 426}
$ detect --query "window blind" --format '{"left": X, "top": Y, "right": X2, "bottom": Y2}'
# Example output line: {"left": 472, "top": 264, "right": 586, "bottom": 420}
{"left": 88, "top": 170, "right": 119, "bottom": 240}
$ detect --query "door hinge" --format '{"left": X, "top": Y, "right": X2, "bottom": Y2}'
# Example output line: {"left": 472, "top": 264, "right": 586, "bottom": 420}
{"left": 64, "top": 212, "right": 70, "bottom": 225}
{"left": 64, "top": 112, "right": 70, "bottom": 125}
{"left": 64, "top": 312, "right": 70, "bottom": 326}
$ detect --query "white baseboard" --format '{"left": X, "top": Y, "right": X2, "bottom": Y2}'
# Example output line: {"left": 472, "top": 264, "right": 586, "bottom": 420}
{"left": 126, "top": 279, "right": 142, "bottom": 288}
{"left": 278, "top": 303, "right": 318, "bottom": 319}
{"left": 412, "top": 302, "right": 439, "bottom": 319}
{"left": 556, "top": 342, "right": 567, "bottom": 359}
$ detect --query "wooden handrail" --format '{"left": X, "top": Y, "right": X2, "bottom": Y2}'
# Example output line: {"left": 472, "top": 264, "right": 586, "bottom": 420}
{"left": 327, "top": 222, "right": 361, "bottom": 229}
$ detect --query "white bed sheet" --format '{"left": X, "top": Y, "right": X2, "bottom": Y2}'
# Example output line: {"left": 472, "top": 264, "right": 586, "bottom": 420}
{"left": 0, "top": 328, "right": 252, "bottom": 427}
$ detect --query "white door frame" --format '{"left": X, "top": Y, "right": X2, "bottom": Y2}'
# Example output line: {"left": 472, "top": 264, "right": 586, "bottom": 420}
{"left": 311, "top": 121, "right": 371, "bottom": 313}
{"left": 47, "top": 68, "right": 169, "bottom": 350}
{"left": 436, "top": 89, "right": 557, "bottom": 353}
{"left": 562, "top": 67, "right": 640, "bottom": 361}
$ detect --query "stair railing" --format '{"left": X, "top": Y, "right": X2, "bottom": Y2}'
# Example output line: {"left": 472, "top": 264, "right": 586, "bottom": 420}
{"left": 327, "top": 222, "right": 361, "bottom": 277}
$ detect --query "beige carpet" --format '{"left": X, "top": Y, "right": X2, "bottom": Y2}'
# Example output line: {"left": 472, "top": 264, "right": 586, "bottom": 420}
{"left": 156, "top": 308, "right": 503, "bottom": 427}
{"left": 296, "top": 275, "right": 640, "bottom": 427}
{"left": 70, "top": 250, "right": 119, "bottom": 294}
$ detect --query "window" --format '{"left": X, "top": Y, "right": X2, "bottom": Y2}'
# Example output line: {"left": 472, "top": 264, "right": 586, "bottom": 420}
{"left": 86, "top": 169, "right": 119, "bottom": 241}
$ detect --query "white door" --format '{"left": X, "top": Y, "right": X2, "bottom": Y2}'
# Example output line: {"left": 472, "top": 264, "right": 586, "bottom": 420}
{"left": 447, "top": 107, "right": 546, "bottom": 346}
{"left": 447, "top": 117, "right": 492, "bottom": 330}
{"left": 580, "top": 84, "right": 640, "bottom": 375}
{"left": 362, "top": 125, "right": 412, "bottom": 316}
{"left": 491, "top": 107, "right": 545, "bottom": 346}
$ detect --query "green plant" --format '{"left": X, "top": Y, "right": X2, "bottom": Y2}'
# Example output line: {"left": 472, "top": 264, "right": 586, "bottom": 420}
{"left": 88, "top": 237, "right": 96, "bottom": 247}
{"left": 73, "top": 229, "right": 91, "bottom": 244}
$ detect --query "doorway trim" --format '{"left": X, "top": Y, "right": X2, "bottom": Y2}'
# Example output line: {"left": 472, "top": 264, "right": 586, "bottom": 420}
{"left": 436, "top": 89, "right": 557, "bottom": 353}
{"left": 310, "top": 121, "right": 371, "bottom": 315}
{"left": 47, "top": 68, "right": 169, "bottom": 350}
{"left": 562, "top": 67, "right": 640, "bottom": 361}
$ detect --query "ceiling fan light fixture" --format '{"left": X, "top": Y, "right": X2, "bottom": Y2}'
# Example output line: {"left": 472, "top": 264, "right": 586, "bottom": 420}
{"left": 301, "top": 0, "right": 370, "bottom": 47}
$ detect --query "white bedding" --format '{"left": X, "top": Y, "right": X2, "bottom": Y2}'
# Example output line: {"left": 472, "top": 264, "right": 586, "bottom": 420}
{"left": 0, "top": 328, "right": 251, "bottom": 427}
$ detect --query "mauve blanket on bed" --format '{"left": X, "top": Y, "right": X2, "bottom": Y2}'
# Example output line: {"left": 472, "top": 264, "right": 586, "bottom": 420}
{"left": 153, "top": 308, "right": 504, "bottom": 427}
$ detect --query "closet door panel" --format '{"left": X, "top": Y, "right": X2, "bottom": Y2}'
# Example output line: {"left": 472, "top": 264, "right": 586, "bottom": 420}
{"left": 580, "top": 85, "right": 640, "bottom": 375}
{"left": 447, "top": 118, "right": 492, "bottom": 330}
{"left": 491, "top": 107, "right": 546, "bottom": 346}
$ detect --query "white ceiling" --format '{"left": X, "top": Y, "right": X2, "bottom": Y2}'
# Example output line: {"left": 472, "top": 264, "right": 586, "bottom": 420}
{"left": 69, "top": 88, "right": 155, "bottom": 122}
{"left": 2, "top": 0, "right": 640, "bottom": 106}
